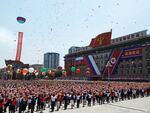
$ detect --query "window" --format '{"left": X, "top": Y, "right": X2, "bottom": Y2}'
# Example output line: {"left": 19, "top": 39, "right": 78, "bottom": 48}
{"left": 146, "top": 61, "right": 150, "bottom": 66}
{"left": 147, "top": 68, "right": 150, "bottom": 74}
{"left": 136, "top": 33, "right": 139, "bottom": 37}
{"left": 120, "top": 64, "right": 124, "bottom": 68}
{"left": 126, "top": 64, "right": 130, "bottom": 68}
{"left": 112, "top": 40, "right": 114, "bottom": 43}
{"left": 138, "top": 63, "right": 143, "bottom": 68}
{"left": 127, "top": 35, "right": 130, "bottom": 39}
{"left": 133, "top": 70, "right": 136, "bottom": 74}
{"left": 133, "top": 63, "right": 136, "bottom": 68}
{"left": 123, "top": 36, "right": 126, "bottom": 40}
{"left": 121, "top": 70, "right": 123, "bottom": 74}
{"left": 127, "top": 70, "right": 129, "bottom": 74}
{"left": 116, "top": 38, "right": 118, "bottom": 42}
{"left": 131, "top": 34, "right": 135, "bottom": 38}
{"left": 105, "top": 54, "right": 108, "bottom": 58}
{"left": 139, "top": 69, "right": 142, "bottom": 74}
{"left": 120, "top": 38, "right": 122, "bottom": 41}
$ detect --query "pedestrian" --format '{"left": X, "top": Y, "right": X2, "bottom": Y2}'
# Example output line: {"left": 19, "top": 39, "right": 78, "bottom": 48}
{"left": 51, "top": 94, "right": 56, "bottom": 112}
{"left": 76, "top": 93, "right": 80, "bottom": 108}
{"left": 0, "top": 98, "right": 4, "bottom": 113}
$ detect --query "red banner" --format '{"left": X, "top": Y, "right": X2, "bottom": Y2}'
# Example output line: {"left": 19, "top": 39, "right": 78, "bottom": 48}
{"left": 122, "top": 48, "right": 142, "bottom": 58}
{"left": 103, "top": 49, "right": 123, "bottom": 75}
{"left": 16, "top": 32, "right": 23, "bottom": 61}
{"left": 89, "top": 31, "right": 112, "bottom": 48}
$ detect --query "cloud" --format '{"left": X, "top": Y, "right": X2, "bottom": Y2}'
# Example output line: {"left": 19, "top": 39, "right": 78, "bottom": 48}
{"left": 0, "top": 27, "right": 16, "bottom": 67}
{"left": 0, "top": 27, "right": 15, "bottom": 44}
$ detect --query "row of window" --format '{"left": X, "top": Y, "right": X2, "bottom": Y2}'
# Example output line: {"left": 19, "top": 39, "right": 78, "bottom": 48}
{"left": 118, "top": 68, "right": 150, "bottom": 75}
{"left": 119, "top": 63, "right": 143, "bottom": 68}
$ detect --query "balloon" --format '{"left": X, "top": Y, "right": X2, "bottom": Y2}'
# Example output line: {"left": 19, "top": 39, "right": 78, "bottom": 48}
{"left": 17, "top": 16, "right": 26, "bottom": 24}
{"left": 41, "top": 68, "right": 47, "bottom": 72}
{"left": 71, "top": 66, "right": 76, "bottom": 72}
{"left": 7, "top": 71, "right": 10, "bottom": 74}
{"left": 29, "top": 67, "right": 34, "bottom": 73}
{"left": 16, "top": 69, "right": 21, "bottom": 74}
{"left": 34, "top": 70, "right": 38, "bottom": 76}
{"left": 86, "top": 71, "right": 90, "bottom": 74}
{"left": 42, "top": 72, "right": 46, "bottom": 76}
{"left": 8, "top": 64, "right": 12, "bottom": 69}
{"left": 35, "top": 72, "right": 39, "bottom": 76}
{"left": 47, "top": 69, "right": 51, "bottom": 74}
{"left": 76, "top": 68, "right": 81, "bottom": 74}
{"left": 62, "top": 71, "right": 67, "bottom": 76}
{"left": 57, "top": 66, "right": 62, "bottom": 71}
{"left": 22, "top": 68, "right": 28, "bottom": 75}
{"left": 51, "top": 72, "right": 55, "bottom": 77}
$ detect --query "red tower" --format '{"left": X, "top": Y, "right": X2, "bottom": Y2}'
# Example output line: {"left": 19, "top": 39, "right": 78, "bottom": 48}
{"left": 15, "top": 32, "right": 23, "bottom": 61}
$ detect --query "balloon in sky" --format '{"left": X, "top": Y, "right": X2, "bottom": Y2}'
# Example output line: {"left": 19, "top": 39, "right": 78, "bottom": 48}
{"left": 71, "top": 66, "right": 76, "bottom": 72}
{"left": 47, "top": 69, "right": 51, "bottom": 74}
{"left": 41, "top": 68, "right": 47, "bottom": 73}
{"left": 34, "top": 70, "right": 39, "bottom": 76}
{"left": 76, "top": 68, "right": 81, "bottom": 74}
{"left": 22, "top": 68, "right": 28, "bottom": 75}
{"left": 29, "top": 67, "right": 34, "bottom": 73}
{"left": 62, "top": 70, "right": 67, "bottom": 76}
{"left": 17, "top": 16, "right": 26, "bottom": 24}
{"left": 16, "top": 69, "right": 21, "bottom": 74}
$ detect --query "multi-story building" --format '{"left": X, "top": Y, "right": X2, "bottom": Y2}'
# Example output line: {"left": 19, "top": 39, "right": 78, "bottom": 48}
{"left": 64, "top": 30, "right": 150, "bottom": 81}
{"left": 68, "top": 46, "right": 80, "bottom": 54}
{"left": 44, "top": 52, "right": 59, "bottom": 69}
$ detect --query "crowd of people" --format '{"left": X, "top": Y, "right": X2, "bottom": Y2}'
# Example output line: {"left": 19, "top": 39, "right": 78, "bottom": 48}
{"left": 0, "top": 80, "right": 150, "bottom": 113}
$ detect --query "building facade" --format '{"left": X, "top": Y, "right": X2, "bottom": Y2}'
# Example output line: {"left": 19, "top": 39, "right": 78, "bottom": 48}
{"left": 64, "top": 30, "right": 150, "bottom": 81}
{"left": 44, "top": 52, "right": 59, "bottom": 69}
{"left": 68, "top": 46, "right": 80, "bottom": 54}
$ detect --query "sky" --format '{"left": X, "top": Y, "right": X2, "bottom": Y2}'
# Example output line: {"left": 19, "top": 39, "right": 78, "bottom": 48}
{"left": 0, "top": 0, "right": 150, "bottom": 68}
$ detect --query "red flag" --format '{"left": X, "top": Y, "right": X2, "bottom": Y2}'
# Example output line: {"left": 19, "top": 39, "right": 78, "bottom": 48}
{"left": 89, "top": 38, "right": 95, "bottom": 47}
{"left": 89, "top": 31, "right": 112, "bottom": 48}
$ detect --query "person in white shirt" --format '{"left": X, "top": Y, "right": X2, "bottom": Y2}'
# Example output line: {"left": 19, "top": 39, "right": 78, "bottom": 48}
{"left": 51, "top": 94, "right": 56, "bottom": 112}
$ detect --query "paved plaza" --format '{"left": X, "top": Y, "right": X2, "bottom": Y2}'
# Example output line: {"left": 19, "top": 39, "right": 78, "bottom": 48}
{"left": 43, "top": 97, "right": 150, "bottom": 113}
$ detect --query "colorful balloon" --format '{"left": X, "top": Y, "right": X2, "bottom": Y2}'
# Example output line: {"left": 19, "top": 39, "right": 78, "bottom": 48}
{"left": 41, "top": 68, "right": 47, "bottom": 72}
{"left": 62, "top": 70, "right": 67, "bottom": 76}
{"left": 8, "top": 64, "right": 12, "bottom": 69}
{"left": 34, "top": 70, "right": 38, "bottom": 76}
{"left": 86, "top": 71, "right": 90, "bottom": 74}
{"left": 16, "top": 69, "right": 21, "bottom": 74}
{"left": 7, "top": 70, "right": 10, "bottom": 74}
{"left": 42, "top": 72, "right": 46, "bottom": 76}
{"left": 29, "top": 67, "right": 34, "bottom": 73}
{"left": 71, "top": 66, "right": 76, "bottom": 72}
{"left": 57, "top": 66, "right": 62, "bottom": 71}
{"left": 17, "top": 16, "right": 26, "bottom": 24}
{"left": 76, "top": 68, "right": 81, "bottom": 74}
{"left": 51, "top": 72, "right": 55, "bottom": 77}
{"left": 47, "top": 69, "right": 51, "bottom": 74}
{"left": 22, "top": 68, "right": 28, "bottom": 75}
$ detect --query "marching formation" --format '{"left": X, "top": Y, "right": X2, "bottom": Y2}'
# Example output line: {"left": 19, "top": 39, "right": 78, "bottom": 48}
{"left": 0, "top": 80, "right": 150, "bottom": 113}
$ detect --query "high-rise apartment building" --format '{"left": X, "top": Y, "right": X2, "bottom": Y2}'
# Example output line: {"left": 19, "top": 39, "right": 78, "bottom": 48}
{"left": 44, "top": 52, "right": 59, "bottom": 69}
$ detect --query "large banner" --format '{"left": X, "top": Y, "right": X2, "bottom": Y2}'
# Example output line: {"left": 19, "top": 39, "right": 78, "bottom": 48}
{"left": 103, "top": 48, "right": 123, "bottom": 75}
{"left": 121, "top": 47, "right": 143, "bottom": 58}
{"left": 16, "top": 32, "right": 23, "bottom": 61}
{"left": 89, "top": 31, "right": 112, "bottom": 48}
